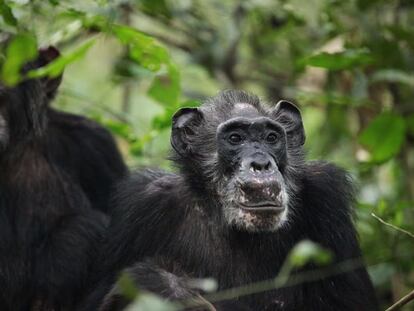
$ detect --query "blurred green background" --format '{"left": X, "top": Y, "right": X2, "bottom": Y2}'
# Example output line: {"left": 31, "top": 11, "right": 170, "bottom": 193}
{"left": 1, "top": 0, "right": 414, "bottom": 309}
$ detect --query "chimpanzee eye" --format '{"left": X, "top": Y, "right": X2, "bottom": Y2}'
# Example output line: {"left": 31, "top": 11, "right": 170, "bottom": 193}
{"left": 228, "top": 133, "right": 243, "bottom": 145}
{"left": 266, "top": 133, "right": 278, "bottom": 143}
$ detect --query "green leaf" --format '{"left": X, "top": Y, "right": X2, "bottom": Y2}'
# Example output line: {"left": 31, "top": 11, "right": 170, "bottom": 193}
{"left": 288, "top": 240, "right": 332, "bottom": 268}
{"left": 139, "top": 0, "right": 171, "bottom": 17}
{"left": 152, "top": 110, "right": 173, "bottom": 130}
{"left": 128, "top": 292, "right": 177, "bottom": 311}
{"left": 186, "top": 278, "right": 218, "bottom": 293}
{"left": 1, "top": 34, "right": 38, "bottom": 86}
{"left": 0, "top": 0, "right": 17, "bottom": 27}
{"left": 300, "top": 49, "right": 374, "bottom": 70}
{"left": 104, "top": 120, "right": 135, "bottom": 141}
{"left": 371, "top": 69, "right": 414, "bottom": 87}
{"left": 406, "top": 115, "right": 414, "bottom": 136}
{"left": 148, "top": 63, "right": 180, "bottom": 107}
{"left": 112, "top": 24, "right": 169, "bottom": 72}
{"left": 359, "top": 113, "right": 406, "bottom": 164}
{"left": 117, "top": 272, "right": 139, "bottom": 301}
{"left": 27, "top": 39, "right": 96, "bottom": 79}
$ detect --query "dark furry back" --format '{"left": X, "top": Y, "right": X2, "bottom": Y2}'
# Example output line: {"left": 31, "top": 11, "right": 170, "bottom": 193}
{"left": 47, "top": 109, "right": 127, "bottom": 213}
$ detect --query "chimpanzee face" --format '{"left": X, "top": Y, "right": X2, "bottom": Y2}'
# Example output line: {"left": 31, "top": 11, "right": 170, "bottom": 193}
{"left": 171, "top": 91, "right": 305, "bottom": 233}
{"left": 215, "top": 104, "right": 290, "bottom": 232}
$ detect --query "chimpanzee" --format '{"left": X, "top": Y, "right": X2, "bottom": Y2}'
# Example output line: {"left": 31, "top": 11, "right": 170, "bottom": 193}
{"left": 37, "top": 47, "right": 127, "bottom": 213}
{"left": 0, "top": 47, "right": 126, "bottom": 310}
{"left": 82, "top": 90, "right": 378, "bottom": 310}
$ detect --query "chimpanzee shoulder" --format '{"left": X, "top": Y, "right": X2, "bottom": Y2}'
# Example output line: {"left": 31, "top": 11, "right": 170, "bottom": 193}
{"left": 301, "top": 161, "right": 354, "bottom": 215}
{"left": 293, "top": 161, "right": 360, "bottom": 256}
{"left": 103, "top": 169, "right": 190, "bottom": 271}
{"left": 47, "top": 108, "right": 123, "bottom": 158}
{"left": 47, "top": 109, "right": 127, "bottom": 213}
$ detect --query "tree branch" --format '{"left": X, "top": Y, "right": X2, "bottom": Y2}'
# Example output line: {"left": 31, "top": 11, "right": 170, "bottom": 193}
{"left": 386, "top": 289, "right": 414, "bottom": 311}
{"left": 371, "top": 213, "right": 414, "bottom": 239}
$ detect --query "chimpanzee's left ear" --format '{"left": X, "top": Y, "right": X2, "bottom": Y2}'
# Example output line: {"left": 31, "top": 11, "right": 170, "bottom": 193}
{"left": 271, "top": 100, "right": 305, "bottom": 146}
{"left": 37, "top": 46, "right": 62, "bottom": 99}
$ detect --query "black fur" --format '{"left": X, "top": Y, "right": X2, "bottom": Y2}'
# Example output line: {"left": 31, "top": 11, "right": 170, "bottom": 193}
{"left": 0, "top": 47, "right": 126, "bottom": 310}
{"left": 83, "top": 90, "right": 378, "bottom": 310}
{"left": 47, "top": 109, "right": 127, "bottom": 213}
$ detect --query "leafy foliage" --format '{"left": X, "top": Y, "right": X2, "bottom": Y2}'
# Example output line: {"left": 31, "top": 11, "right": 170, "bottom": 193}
{"left": 359, "top": 113, "right": 406, "bottom": 164}
{"left": 300, "top": 49, "right": 374, "bottom": 70}
{"left": 1, "top": 34, "right": 37, "bottom": 85}
{"left": 1, "top": 0, "right": 414, "bottom": 309}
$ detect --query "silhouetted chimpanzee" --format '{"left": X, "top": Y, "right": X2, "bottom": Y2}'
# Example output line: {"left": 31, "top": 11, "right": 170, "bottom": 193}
{"left": 0, "top": 47, "right": 126, "bottom": 310}
{"left": 36, "top": 47, "right": 127, "bottom": 214}
{"left": 82, "top": 90, "right": 378, "bottom": 310}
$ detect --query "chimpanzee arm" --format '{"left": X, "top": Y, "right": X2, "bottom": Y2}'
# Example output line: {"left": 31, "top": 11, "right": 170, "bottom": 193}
{"left": 99, "top": 258, "right": 252, "bottom": 311}
{"left": 282, "top": 162, "right": 378, "bottom": 311}
{"left": 105, "top": 170, "right": 187, "bottom": 271}
{"left": 78, "top": 170, "right": 187, "bottom": 311}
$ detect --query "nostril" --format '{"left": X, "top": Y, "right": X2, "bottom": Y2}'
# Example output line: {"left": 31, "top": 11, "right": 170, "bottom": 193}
{"left": 251, "top": 161, "right": 262, "bottom": 172}
{"left": 250, "top": 160, "right": 273, "bottom": 172}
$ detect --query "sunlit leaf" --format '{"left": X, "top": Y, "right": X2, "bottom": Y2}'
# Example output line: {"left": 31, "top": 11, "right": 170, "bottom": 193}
{"left": 1, "top": 33, "right": 37, "bottom": 86}
{"left": 186, "top": 278, "right": 218, "bottom": 293}
{"left": 288, "top": 240, "right": 332, "bottom": 267}
{"left": 118, "top": 273, "right": 139, "bottom": 302}
{"left": 130, "top": 131, "right": 159, "bottom": 156}
{"left": 112, "top": 24, "right": 169, "bottom": 72}
{"left": 0, "top": 0, "right": 17, "bottom": 27}
{"left": 104, "top": 120, "right": 135, "bottom": 141}
{"left": 27, "top": 39, "right": 96, "bottom": 79}
{"left": 300, "top": 49, "right": 374, "bottom": 70}
{"left": 148, "top": 63, "right": 180, "bottom": 107}
{"left": 377, "top": 200, "right": 388, "bottom": 216}
{"left": 152, "top": 110, "right": 173, "bottom": 130}
{"left": 138, "top": 0, "right": 171, "bottom": 17}
{"left": 359, "top": 113, "right": 406, "bottom": 164}
{"left": 126, "top": 292, "right": 177, "bottom": 311}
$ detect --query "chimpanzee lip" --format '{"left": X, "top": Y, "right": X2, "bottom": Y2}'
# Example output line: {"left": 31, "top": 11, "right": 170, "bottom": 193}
{"left": 238, "top": 202, "right": 284, "bottom": 213}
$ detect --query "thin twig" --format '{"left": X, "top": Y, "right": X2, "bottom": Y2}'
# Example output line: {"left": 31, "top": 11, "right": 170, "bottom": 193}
{"left": 182, "top": 258, "right": 364, "bottom": 309}
{"left": 371, "top": 213, "right": 414, "bottom": 239}
{"left": 386, "top": 289, "right": 414, "bottom": 311}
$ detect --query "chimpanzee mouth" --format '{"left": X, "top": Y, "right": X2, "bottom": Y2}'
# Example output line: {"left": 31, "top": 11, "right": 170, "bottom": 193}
{"left": 238, "top": 202, "right": 284, "bottom": 213}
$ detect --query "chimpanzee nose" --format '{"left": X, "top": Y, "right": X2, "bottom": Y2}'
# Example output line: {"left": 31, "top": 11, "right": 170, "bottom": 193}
{"left": 244, "top": 155, "right": 275, "bottom": 173}
{"left": 250, "top": 159, "right": 272, "bottom": 172}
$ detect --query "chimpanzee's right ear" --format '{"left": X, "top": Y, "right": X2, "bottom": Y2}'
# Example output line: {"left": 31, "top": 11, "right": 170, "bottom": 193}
{"left": 271, "top": 100, "right": 305, "bottom": 146}
{"left": 37, "top": 46, "right": 62, "bottom": 99}
{"left": 171, "top": 107, "right": 203, "bottom": 156}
